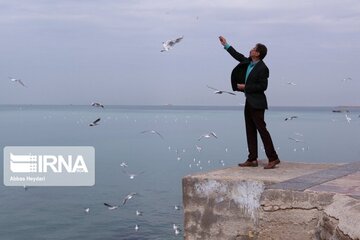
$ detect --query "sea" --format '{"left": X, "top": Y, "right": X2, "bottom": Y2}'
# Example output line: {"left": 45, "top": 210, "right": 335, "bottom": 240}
{"left": 0, "top": 105, "right": 359, "bottom": 240}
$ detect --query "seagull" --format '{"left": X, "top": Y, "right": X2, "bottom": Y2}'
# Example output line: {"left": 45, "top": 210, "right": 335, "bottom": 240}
{"left": 122, "top": 170, "right": 144, "bottom": 180}
{"left": 173, "top": 224, "right": 181, "bottom": 231}
{"left": 84, "top": 207, "right": 90, "bottom": 213}
{"left": 288, "top": 137, "right": 304, "bottom": 143}
{"left": 9, "top": 77, "right": 27, "bottom": 87}
{"left": 286, "top": 82, "right": 297, "bottom": 86}
{"left": 198, "top": 132, "right": 217, "bottom": 141}
{"left": 195, "top": 145, "right": 202, "bottom": 152}
{"left": 141, "top": 130, "right": 164, "bottom": 139}
{"left": 207, "top": 85, "right": 236, "bottom": 95}
{"left": 175, "top": 228, "right": 181, "bottom": 235}
{"left": 345, "top": 114, "right": 351, "bottom": 123}
{"left": 160, "top": 36, "right": 183, "bottom": 52}
{"left": 174, "top": 205, "right": 182, "bottom": 210}
{"left": 104, "top": 203, "right": 119, "bottom": 210}
{"left": 122, "top": 192, "right": 137, "bottom": 205}
{"left": 136, "top": 210, "right": 143, "bottom": 216}
{"left": 91, "top": 102, "right": 104, "bottom": 108}
{"left": 135, "top": 224, "right": 139, "bottom": 231}
{"left": 120, "top": 162, "right": 128, "bottom": 168}
{"left": 284, "top": 116, "right": 298, "bottom": 121}
{"left": 342, "top": 77, "right": 352, "bottom": 82}
{"left": 89, "top": 118, "right": 101, "bottom": 126}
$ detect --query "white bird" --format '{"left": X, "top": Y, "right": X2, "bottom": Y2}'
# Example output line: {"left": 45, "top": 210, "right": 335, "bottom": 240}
{"left": 141, "top": 130, "right": 164, "bottom": 139}
{"left": 160, "top": 36, "right": 183, "bottom": 52}
{"left": 135, "top": 224, "right": 139, "bottom": 231}
{"left": 136, "top": 210, "right": 143, "bottom": 216}
{"left": 122, "top": 170, "right": 144, "bottom": 180}
{"left": 174, "top": 205, "right": 182, "bottom": 210}
{"left": 122, "top": 192, "right": 137, "bottom": 205}
{"left": 286, "top": 82, "right": 297, "bottom": 86}
{"left": 345, "top": 114, "right": 351, "bottom": 123}
{"left": 195, "top": 145, "right": 202, "bottom": 152}
{"left": 104, "top": 203, "right": 119, "bottom": 210}
{"left": 198, "top": 132, "right": 217, "bottom": 141}
{"left": 84, "top": 207, "right": 90, "bottom": 213}
{"left": 89, "top": 118, "right": 101, "bottom": 126}
{"left": 120, "top": 162, "right": 128, "bottom": 168}
{"left": 342, "top": 77, "right": 352, "bottom": 82}
{"left": 175, "top": 228, "right": 181, "bottom": 235}
{"left": 9, "top": 77, "right": 27, "bottom": 87}
{"left": 91, "top": 102, "right": 104, "bottom": 108}
{"left": 173, "top": 224, "right": 181, "bottom": 231}
{"left": 207, "top": 85, "right": 236, "bottom": 95}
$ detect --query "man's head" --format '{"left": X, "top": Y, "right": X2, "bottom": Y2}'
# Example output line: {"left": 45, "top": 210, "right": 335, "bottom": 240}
{"left": 250, "top": 43, "right": 267, "bottom": 60}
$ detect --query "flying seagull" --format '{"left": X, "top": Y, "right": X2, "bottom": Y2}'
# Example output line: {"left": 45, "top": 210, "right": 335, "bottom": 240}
{"left": 286, "top": 82, "right": 297, "bottom": 86}
{"left": 141, "top": 130, "right": 164, "bottom": 139}
{"left": 9, "top": 77, "right": 27, "bottom": 87}
{"left": 91, "top": 102, "right": 104, "bottom": 108}
{"left": 342, "top": 77, "right": 352, "bottom": 82}
{"left": 284, "top": 116, "right": 298, "bottom": 121}
{"left": 89, "top": 118, "right": 101, "bottom": 126}
{"left": 198, "top": 132, "right": 218, "bottom": 141}
{"left": 345, "top": 114, "right": 351, "bottom": 123}
{"left": 120, "top": 162, "right": 128, "bottom": 168}
{"left": 161, "top": 36, "right": 183, "bottom": 52}
{"left": 207, "top": 85, "right": 236, "bottom": 95}
{"left": 103, "top": 203, "right": 119, "bottom": 210}
{"left": 122, "top": 192, "right": 137, "bottom": 205}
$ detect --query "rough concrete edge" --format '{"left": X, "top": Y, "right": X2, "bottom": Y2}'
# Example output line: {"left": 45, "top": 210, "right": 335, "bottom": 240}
{"left": 323, "top": 194, "right": 360, "bottom": 239}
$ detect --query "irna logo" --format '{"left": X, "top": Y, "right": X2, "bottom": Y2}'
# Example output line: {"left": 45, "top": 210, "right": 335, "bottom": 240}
{"left": 4, "top": 146, "right": 95, "bottom": 186}
{"left": 10, "top": 153, "right": 88, "bottom": 173}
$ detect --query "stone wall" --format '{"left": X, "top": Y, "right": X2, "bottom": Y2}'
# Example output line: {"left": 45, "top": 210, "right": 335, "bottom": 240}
{"left": 183, "top": 175, "right": 360, "bottom": 240}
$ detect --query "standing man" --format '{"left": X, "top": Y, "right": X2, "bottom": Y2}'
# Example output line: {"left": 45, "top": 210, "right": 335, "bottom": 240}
{"left": 219, "top": 36, "right": 280, "bottom": 169}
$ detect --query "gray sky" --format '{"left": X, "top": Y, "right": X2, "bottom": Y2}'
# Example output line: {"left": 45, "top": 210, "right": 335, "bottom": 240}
{"left": 1, "top": 0, "right": 359, "bottom": 106}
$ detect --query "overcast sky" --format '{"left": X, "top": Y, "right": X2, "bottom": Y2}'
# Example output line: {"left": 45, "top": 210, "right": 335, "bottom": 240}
{"left": 0, "top": 0, "right": 359, "bottom": 106}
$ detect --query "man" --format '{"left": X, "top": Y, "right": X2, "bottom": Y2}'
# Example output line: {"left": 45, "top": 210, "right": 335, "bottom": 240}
{"left": 219, "top": 36, "right": 280, "bottom": 169}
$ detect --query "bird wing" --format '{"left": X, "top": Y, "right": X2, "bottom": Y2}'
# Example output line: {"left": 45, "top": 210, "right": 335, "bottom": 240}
{"left": 104, "top": 203, "right": 113, "bottom": 208}
{"left": 174, "top": 36, "right": 183, "bottom": 43}
{"left": 154, "top": 131, "right": 164, "bottom": 139}
{"left": 93, "top": 118, "right": 101, "bottom": 124}
{"left": 18, "top": 80, "right": 26, "bottom": 87}
{"left": 223, "top": 91, "right": 236, "bottom": 95}
{"left": 210, "top": 132, "right": 218, "bottom": 138}
{"left": 206, "top": 85, "right": 219, "bottom": 91}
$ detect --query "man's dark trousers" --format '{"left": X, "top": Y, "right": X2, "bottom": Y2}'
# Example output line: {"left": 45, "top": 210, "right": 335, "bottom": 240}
{"left": 244, "top": 101, "right": 278, "bottom": 162}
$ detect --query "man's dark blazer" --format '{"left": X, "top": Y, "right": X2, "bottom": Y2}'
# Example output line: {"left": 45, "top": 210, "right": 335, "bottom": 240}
{"left": 227, "top": 46, "right": 269, "bottom": 109}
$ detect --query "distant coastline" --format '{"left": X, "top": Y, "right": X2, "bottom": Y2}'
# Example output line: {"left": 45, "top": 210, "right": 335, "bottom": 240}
{"left": 0, "top": 104, "right": 359, "bottom": 112}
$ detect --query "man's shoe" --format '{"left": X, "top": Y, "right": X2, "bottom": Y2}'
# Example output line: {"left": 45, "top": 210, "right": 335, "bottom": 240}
{"left": 264, "top": 159, "right": 280, "bottom": 169}
{"left": 238, "top": 160, "right": 258, "bottom": 167}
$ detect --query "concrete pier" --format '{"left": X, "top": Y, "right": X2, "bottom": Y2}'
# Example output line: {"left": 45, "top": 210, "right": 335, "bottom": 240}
{"left": 182, "top": 161, "right": 360, "bottom": 240}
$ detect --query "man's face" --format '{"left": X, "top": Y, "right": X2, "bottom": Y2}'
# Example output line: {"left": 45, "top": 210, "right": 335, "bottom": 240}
{"left": 249, "top": 46, "right": 260, "bottom": 59}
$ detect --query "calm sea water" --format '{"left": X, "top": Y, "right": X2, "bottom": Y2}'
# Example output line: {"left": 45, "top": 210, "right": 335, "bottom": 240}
{"left": 0, "top": 105, "right": 359, "bottom": 239}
